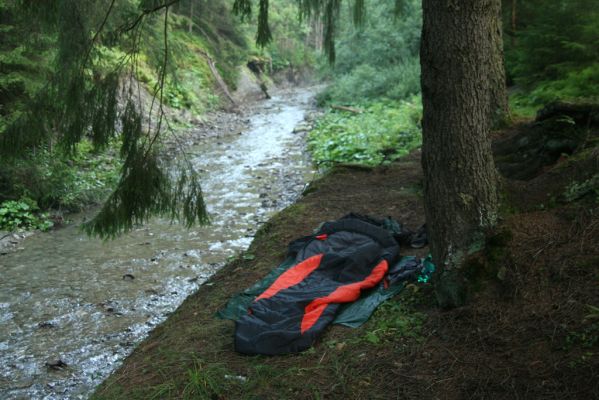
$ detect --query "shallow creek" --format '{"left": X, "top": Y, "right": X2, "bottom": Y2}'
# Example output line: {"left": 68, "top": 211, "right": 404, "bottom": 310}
{"left": 0, "top": 88, "right": 317, "bottom": 399}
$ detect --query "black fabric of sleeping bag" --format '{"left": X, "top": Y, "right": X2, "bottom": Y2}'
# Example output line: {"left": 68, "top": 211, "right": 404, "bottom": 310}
{"left": 234, "top": 216, "right": 399, "bottom": 355}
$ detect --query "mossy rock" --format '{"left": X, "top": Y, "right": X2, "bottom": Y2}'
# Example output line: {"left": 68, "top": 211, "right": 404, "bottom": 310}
{"left": 494, "top": 115, "right": 589, "bottom": 180}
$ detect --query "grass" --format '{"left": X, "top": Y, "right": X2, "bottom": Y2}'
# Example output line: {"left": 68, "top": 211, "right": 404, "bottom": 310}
{"left": 182, "top": 359, "right": 233, "bottom": 399}
{"left": 92, "top": 156, "right": 432, "bottom": 400}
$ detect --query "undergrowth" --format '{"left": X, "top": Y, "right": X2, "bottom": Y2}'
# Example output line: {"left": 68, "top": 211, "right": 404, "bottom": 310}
{"left": 362, "top": 298, "right": 426, "bottom": 345}
{"left": 565, "top": 173, "right": 599, "bottom": 203}
{"left": 0, "top": 139, "right": 121, "bottom": 215}
{"left": 308, "top": 96, "right": 422, "bottom": 167}
{"left": 0, "top": 198, "right": 53, "bottom": 231}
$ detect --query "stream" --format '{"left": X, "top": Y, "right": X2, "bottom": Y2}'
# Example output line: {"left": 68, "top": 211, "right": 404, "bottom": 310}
{"left": 0, "top": 88, "right": 317, "bottom": 399}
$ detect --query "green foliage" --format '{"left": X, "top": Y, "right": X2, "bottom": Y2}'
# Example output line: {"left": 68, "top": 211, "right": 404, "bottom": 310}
{"left": 362, "top": 299, "right": 426, "bottom": 345}
{"left": 0, "top": 0, "right": 254, "bottom": 237}
{"left": 319, "top": 59, "right": 420, "bottom": 104}
{"left": 235, "top": 0, "right": 406, "bottom": 64}
{"left": 504, "top": 0, "right": 599, "bottom": 106}
{"left": 0, "top": 198, "right": 53, "bottom": 231}
{"left": 170, "top": 2, "right": 249, "bottom": 90}
{"left": 0, "top": 1, "right": 54, "bottom": 136}
{"left": 564, "top": 173, "right": 599, "bottom": 203}
{"left": 232, "top": 0, "right": 318, "bottom": 73}
{"left": 263, "top": 1, "right": 316, "bottom": 71}
{"left": 317, "top": 0, "right": 421, "bottom": 103}
{"left": 182, "top": 360, "right": 233, "bottom": 399}
{"left": 308, "top": 96, "right": 422, "bottom": 166}
{"left": 0, "top": 140, "right": 121, "bottom": 212}
{"left": 83, "top": 99, "right": 209, "bottom": 238}
{"left": 525, "top": 65, "right": 599, "bottom": 105}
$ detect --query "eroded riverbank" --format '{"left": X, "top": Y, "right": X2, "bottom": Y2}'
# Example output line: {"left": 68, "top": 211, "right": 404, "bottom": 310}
{"left": 0, "top": 87, "right": 319, "bottom": 399}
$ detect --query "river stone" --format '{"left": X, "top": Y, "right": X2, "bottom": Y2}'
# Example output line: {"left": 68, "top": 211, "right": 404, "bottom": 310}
{"left": 45, "top": 360, "right": 68, "bottom": 370}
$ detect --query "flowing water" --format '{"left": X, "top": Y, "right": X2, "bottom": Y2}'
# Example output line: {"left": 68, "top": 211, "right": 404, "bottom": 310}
{"left": 0, "top": 88, "right": 317, "bottom": 399}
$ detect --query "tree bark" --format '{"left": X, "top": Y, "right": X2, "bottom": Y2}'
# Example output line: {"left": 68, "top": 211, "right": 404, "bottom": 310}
{"left": 420, "top": 0, "right": 499, "bottom": 308}
{"left": 188, "top": 0, "right": 194, "bottom": 33}
{"left": 511, "top": 0, "right": 517, "bottom": 46}
{"left": 489, "top": 0, "right": 509, "bottom": 124}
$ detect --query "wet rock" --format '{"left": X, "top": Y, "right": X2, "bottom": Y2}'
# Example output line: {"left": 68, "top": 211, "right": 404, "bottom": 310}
{"left": 122, "top": 274, "right": 135, "bottom": 281}
{"left": 45, "top": 359, "right": 68, "bottom": 371}
{"left": 493, "top": 115, "right": 588, "bottom": 180}
{"left": 224, "top": 374, "right": 248, "bottom": 383}
{"left": 293, "top": 123, "right": 311, "bottom": 133}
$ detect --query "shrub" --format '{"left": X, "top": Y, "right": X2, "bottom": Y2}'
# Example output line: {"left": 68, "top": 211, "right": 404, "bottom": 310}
{"left": 0, "top": 198, "right": 53, "bottom": 231}
{"left": 308, "top": 96, "right": 422, "bottom": 167}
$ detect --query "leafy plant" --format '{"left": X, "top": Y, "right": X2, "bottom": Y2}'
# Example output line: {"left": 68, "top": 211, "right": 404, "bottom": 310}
{"left": 317, "top": 0, "right": 422, "bottom": 104}
{"left": 504, "top": 0, "right": 599, "bottom": 106}
{"left": 362, "top": 300, "right": 426, "bottom": 345}
{"left": 564, "top": 173, "right": 599, "bottom": 203}
{"left": 308, "top": 96, "right": 422, "bottom": 167}
{"left": 0, "top": 198, "right": 53, "bottom": 231}
{"left": 1, "top": 140, "right": 121, "bottom": 213}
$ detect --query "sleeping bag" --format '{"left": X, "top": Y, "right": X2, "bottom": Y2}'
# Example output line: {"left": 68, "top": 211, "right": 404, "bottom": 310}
{"left": 234, "top": 214, "right": 402, "bottom": 355}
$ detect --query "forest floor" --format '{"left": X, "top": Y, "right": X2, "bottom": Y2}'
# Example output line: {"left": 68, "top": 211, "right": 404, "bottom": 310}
{"left": 93, "top": 121, "right": 599, "bottom": 399}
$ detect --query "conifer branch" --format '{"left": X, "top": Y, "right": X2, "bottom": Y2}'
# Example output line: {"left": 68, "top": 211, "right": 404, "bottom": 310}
{"left": 145, "top": 5, "right": 170, "bottom": 161}
{"left": 83, "top": 0, "right": 117, "bottom": 67}
{"left": 121, "top": 0, "right": 181, "bottom": 33}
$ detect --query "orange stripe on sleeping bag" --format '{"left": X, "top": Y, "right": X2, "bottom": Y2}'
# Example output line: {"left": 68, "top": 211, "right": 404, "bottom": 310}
{"left": 255, "top": 254, "right": 324, "bottom": 302}
{"left": 300, "top": 259, "right": 389, "bottom": 334}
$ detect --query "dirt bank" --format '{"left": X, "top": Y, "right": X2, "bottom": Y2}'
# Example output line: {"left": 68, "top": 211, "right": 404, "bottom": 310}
{"left": 93, "top": 127, "right": 599, "bottom": 399}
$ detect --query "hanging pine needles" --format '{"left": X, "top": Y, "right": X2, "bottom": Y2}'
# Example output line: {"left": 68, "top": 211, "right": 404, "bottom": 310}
{"left": 0, "top": 0, "right": 210, "bottom": 238}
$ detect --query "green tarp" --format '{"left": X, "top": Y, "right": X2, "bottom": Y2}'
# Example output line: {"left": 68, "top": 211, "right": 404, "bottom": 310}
{"left": 217, "top": 255, "right": 434, "bottom": 328}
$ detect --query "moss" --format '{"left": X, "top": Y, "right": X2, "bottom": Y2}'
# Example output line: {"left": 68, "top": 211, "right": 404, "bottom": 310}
{"left": 435, "top": 269, "right": 467, "bottom": 309}
{"left": 487, "top": 228, "right": 514, "bottom": 248}
{"left": 461, "top": 228, "right": 513, "bottom": 296}
{"left": 499, "top": 188, "right": 520, "bottom": 216}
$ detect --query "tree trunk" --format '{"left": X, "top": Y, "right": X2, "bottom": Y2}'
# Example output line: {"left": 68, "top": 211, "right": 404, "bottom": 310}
{"left": 511, "top": 0, "right": 517, "bottom": 46}
{"left": 489, "top": 0, "right": 509, "bottom": 124}
{"left": 420, "top": 0, "right": 499, "bottom": 308}
{"left": 188, "top": 0, "right": 194, "bottom": 33}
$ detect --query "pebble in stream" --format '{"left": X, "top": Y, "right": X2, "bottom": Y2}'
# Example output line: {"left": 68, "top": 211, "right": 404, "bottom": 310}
{"left": 0, "top": 88, "right": 318, "bottom": 399}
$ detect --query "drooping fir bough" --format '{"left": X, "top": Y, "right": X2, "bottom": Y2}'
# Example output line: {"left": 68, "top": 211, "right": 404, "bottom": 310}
{"left": 0, "top": 0, "right": 208, "bottom": 237}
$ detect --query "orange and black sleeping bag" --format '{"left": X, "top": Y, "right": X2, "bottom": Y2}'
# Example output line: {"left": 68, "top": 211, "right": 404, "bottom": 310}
{"left": 235, "top": 215, "right": 400, "bottom": 355}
